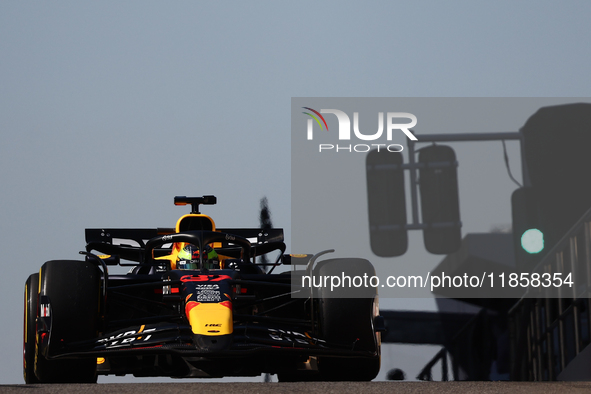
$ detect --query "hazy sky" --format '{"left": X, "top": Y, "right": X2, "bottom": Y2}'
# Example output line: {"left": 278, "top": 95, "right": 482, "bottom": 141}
{"left": 1, "top": 1, "right": 590, "bottom": 384}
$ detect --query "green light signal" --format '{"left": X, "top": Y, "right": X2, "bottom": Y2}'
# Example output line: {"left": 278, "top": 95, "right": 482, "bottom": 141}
{"left": 521, "top": 228, "right": 544, "bottom": 254}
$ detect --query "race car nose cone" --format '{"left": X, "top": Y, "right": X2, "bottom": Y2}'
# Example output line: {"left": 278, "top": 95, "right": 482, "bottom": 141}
{"left": 194, "top": 333, "right": 233, "bottom": 351}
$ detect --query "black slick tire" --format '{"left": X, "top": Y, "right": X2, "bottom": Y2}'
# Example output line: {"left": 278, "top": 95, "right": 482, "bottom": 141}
{"left": 34, "top": 260, "right": 101, "bottom": 383}
{"left": 23, "top": 273, "right": 40, "bottom": 384}
{"left": 315, "top": 258, "right": 381, "bottom": 381}
{"left": 278, "top": 258, "right": 381, "bottom": 382}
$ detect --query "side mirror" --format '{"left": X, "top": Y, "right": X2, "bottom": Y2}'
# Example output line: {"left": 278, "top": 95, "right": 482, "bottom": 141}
{"left": 95, "top": 254, "right": 121, "bottom": 266}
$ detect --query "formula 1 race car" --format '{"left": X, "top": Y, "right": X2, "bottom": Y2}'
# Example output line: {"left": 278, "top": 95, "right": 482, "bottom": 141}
{"left": 23, "top": 196, "right": 383, "bottom": 383}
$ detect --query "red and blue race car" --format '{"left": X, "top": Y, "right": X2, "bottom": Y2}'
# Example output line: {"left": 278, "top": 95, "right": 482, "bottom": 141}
{"left": 23, "top": 196, "right": 382, "bottom": 382}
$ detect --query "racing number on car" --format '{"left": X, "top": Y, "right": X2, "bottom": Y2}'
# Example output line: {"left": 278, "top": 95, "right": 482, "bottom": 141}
{"left": 180, "top": 275, "right": 232, "bottom": 282}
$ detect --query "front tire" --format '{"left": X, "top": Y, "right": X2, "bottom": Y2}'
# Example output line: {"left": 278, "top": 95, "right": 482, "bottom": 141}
{"left": 34, "top": 260, "right": 101, "bottom": 383}
{"left": 23, "top": 273, "right": 40, "bottom": 383}
{"left": 315, "top": 258, "right": 381, "bottom": 381}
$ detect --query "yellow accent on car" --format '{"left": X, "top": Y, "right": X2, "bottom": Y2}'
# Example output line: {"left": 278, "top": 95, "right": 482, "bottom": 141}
{"left": 186, "top": 302, "right": 233, "bottom": 336}
{"left": 155, "top": 214, "right": 221, "bottom": 270}
{"left": 175, "top": 214, "right": 216, "bottom": 233}
{"left": 97, "top": 357, "right": 105, "bottom": 365}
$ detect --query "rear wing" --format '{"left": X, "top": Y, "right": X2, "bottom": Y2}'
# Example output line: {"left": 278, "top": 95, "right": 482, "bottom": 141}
{"left": 85, "top": 227, "right": 285, "bottom": 263}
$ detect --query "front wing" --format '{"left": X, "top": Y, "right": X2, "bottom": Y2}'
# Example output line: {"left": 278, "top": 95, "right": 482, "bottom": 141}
{"left": 46, "top": 321, "right": 378, "bottom": 378}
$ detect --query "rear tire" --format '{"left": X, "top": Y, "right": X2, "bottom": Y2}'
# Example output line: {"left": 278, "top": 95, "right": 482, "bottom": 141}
{"left": 23, "top": 273, "right": 40, "bottom": 383}
{"left": 35, "top": 260, "right": 101, "bottom": 383}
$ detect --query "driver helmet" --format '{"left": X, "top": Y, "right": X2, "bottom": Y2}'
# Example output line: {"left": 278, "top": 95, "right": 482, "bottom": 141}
{"left": 176, "top": 243, "right": 219, "bottom": 270}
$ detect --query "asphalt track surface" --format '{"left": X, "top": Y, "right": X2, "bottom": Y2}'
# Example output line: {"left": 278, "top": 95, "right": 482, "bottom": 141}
{"left": 3, "top": 382, "right": 591, "bottom": 393}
